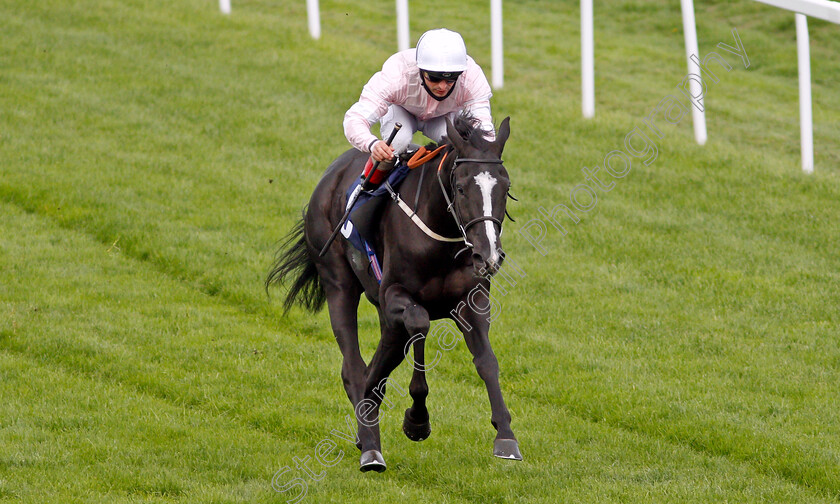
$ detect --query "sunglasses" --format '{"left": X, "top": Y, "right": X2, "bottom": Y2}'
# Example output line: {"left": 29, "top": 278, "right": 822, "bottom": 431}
{"left": 423, "top": 71, "right": 461, "bottom": 84}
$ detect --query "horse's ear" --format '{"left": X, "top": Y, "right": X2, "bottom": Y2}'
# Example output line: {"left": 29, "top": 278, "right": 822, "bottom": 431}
{"left": 445, "top": 116, "right": 467, "bottom": 153}
{"left": 493, "top": 116, "right": 511, "bottom": 156}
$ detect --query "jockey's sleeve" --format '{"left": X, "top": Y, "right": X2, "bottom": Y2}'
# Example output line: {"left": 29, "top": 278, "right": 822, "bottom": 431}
{"left": 461, "top": 61, "right": 496, "bottom": 141}
{"left": 465, "top": 99, "right": 495, "bottom": 142}
{"left": 343, "top": 54, "right": 406, "bottom": 153}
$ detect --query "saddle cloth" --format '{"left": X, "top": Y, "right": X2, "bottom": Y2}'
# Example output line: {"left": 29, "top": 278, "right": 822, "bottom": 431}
{"left": 340, "top": 162, "right": 412, "bottom": 282}
{"left": 339, "top": 144, "right": 446, "bottom": 283}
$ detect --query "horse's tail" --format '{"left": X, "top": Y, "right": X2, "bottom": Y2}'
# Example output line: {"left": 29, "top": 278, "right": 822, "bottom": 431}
{"left": 265, "top": 209, "right": 326, "bottom": 314}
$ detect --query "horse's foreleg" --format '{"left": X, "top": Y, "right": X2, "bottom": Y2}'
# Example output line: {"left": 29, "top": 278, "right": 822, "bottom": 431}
{"left": 458, "top": 304, "right": 522, "bottom": 461}
{"left": 385, "top": 286, "right": 432, "bottom": 442}
{"left": 403, "top": 335, "right": 432, "bottom": 441}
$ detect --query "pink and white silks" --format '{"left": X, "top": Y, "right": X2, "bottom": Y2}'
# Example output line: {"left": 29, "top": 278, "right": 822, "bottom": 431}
{"left": 343, "top": 49, "right": 495, "bottom": 156}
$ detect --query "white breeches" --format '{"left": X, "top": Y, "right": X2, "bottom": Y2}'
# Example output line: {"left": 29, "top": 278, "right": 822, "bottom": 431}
{"left": 380, "top": 105, "right": 456, "bottom": 155}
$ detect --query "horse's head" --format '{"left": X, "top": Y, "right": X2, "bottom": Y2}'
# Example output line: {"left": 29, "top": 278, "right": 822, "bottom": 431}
{"left": 444, "top": 115, "right": 511, "bottom": 277}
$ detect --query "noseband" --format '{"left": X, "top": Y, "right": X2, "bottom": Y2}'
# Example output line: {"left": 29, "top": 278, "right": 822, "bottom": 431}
{"left": 436, "top": 152, "right": 505, "bottom": 252}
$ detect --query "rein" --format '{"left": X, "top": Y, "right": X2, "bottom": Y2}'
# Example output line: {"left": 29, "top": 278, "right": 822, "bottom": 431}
{"left": 433, "top": 151, "right": 470, "bottom": 245}
{"left": 380, "top": 148, "right": 460, "bottom": 242}
{"left": 383, "top": 146, "right": 506, "bottom": 253}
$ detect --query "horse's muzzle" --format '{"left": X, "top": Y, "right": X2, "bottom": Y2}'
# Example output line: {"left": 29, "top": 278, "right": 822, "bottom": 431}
{"left": 472, "top": 252, "right": 503, "bottom": 278}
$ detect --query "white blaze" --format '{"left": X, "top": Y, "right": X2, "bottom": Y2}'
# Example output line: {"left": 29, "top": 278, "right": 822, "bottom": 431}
{"left": 474, "top": 171, "right": 499, "bottom": 264}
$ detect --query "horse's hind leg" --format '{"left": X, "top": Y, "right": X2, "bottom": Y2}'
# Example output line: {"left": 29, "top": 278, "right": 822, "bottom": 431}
{"left": 323, "top": 285, "right": 368, "bottom": 455}
{"left": 324, "top": 285, "right": 365, "bottom": 409}
{"left": 356, "top": 323, "right": 407, "bottom": 472}
{"left": 317, "top": 260, "right": 366, "bottom": 446}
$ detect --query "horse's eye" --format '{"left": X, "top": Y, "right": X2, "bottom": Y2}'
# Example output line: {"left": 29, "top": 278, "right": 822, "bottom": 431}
{"left": 456, "top": 185, "right": 465, "bottom": 195}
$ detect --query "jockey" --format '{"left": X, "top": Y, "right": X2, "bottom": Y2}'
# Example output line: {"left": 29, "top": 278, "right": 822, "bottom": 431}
{"left": 343, "top": 28, "right": 495, "bottom": 188}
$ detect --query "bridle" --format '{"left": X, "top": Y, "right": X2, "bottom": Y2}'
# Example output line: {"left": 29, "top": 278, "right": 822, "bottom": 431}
{"left": 381, "top": 146, "right": 511, "bottom": 257}
{"left": 436, "top": 150, "right": 505, "bottom": 255}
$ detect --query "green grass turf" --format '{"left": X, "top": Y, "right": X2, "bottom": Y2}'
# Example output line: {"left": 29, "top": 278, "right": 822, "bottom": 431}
{"left": 1, "top": 0, "right": 840, "bottom": 502}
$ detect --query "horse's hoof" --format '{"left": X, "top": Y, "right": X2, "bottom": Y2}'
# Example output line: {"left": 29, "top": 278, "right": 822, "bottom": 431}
{"left": 402, "top": 408, "right": 431, "bottom": 442}
{"left": 493, "top": 439, "right": 523, "bottom": 461}
{"left": 359, "top": 450, "right": 387, "bottom": 472}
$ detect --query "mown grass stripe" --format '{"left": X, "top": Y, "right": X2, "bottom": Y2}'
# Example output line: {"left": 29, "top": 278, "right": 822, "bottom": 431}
{"left": 0, "top": 203, "right": 482, "bottom": 504}
{"left": 2, "top": 199, "right": 835, "bottom": 503}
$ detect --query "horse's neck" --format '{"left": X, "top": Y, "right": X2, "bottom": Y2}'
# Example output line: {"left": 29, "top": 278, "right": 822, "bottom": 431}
{"left": 401, "top": 157, "right": 460, "bottom": 237}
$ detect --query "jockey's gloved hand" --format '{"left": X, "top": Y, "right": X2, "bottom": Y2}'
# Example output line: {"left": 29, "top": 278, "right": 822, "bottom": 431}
{"left": 371, "top": 140, "right": 395, "bottom": 163}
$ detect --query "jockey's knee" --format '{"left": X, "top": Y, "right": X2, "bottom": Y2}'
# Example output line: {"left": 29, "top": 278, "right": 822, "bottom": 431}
{"left": 388, "top": 128, "right": 414, "bottom": 157}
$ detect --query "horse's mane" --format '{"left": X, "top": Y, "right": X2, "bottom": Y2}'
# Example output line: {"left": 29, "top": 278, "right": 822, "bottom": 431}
{"left": 440, "top": 112, "right": 493, "bottom": 152}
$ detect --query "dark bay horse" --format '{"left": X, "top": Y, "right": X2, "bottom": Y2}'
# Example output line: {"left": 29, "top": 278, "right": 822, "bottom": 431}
{"left": 267, "top": 114, "right": 521, "bottom": 472}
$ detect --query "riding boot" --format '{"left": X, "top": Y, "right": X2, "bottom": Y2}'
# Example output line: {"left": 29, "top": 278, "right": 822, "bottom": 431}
{"left": 361, "top": 157, "right": 397, "bottom": 191}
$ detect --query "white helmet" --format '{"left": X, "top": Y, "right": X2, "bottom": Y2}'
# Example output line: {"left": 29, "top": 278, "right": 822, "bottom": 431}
{"left": 416, "top": 29, "right": 467, "bottom": 74}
